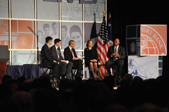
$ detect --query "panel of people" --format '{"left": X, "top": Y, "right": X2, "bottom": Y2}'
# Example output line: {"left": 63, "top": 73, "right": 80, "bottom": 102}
{"left": 41, "top": 36, "right": 125, "bottom": 80}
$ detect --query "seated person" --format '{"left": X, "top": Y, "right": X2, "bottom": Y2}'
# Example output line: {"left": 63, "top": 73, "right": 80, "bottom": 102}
{"left": 41, "top": 36, "right": 59, "bottom": 78}
{"left": 105, "top": 38, "right": 125, "bottom": 81}
{"left": 64, "top": 40, "right": 83, "bottom": 76}
{"left": 84, "top": 40, "right": 98, "bottom": 78}
{"left": 51, "top": 39, "right": 73, "bottom": 78}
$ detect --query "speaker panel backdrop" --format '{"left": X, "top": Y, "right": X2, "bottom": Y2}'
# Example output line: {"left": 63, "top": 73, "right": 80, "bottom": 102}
{"left": 37, "top": 21, "right": 60, "bottom": 49}
{"left": 0, "top": 0, "right": 106, "bottom": 66}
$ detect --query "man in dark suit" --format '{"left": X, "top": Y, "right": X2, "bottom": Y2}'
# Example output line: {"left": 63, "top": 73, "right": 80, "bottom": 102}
{"left": 51, "top": 39, "right": 73, "bottom": 78}
{"left": 41, "top": 36, "right": 59, "bottom": 78}
{"left": 64, "top": 40, "right": 83, "bottom": 76}
{"left": 105, "top": 38, "right": 125, "bottom": 81}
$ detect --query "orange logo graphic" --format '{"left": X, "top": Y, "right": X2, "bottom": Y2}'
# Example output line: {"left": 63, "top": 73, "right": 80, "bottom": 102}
{"left": 19, "top": 36, "right": 28, "bottom": 47}
{"left": 141, "top": 25, "right": 167, "bottom": 56}
{"left": 0, "top": 25, "right": 6, "bottom": 37}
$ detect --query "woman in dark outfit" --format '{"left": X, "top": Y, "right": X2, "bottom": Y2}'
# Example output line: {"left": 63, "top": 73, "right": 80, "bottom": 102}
{"left": 84, "top": 40, "right": 98, "bottom": 78}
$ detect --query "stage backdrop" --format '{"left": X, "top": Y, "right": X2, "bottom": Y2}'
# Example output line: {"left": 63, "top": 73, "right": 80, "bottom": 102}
{"left": 128, "top": 56, "right": 163, "bottom": 80}
{"left": 0, "top": 0, "right": 106, "bottom": 78}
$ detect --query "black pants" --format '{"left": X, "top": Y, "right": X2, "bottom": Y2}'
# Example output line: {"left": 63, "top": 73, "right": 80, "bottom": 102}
{"left": 48, "top": 61, "right": 71, "bottom": 76}
{"left": 72, "top": 59, "right": 83, "bottom": 75}
{"left": 105, "top": 59, "right": 124, "bottom": 77}
{"left": 59, "top": 62, "right": 73, "bottom": 75}
{"left": 49, "top": 62, "right": 60, "bottom": 77}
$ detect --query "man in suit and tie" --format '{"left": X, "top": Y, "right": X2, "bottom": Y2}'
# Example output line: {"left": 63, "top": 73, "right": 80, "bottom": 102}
{"left": 51, "top": 39, "right": 73, "bottom": 78}
{"left": 64, "top": 40, "right": 83, "bottom": 76}
{"left": 41, "top": 36, "right": 59, "bottom": 78}
{"left": 105, "top": 38, "right": 125, "bottom": 81}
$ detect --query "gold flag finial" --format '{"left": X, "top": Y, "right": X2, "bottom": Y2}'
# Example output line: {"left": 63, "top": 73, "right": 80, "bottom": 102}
{"left": 101, "top": 11, "right": 107, "bottom": 17}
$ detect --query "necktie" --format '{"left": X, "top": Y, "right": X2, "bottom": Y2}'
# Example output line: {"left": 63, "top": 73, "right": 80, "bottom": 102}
{"left": 114, "top": 46, "right": 117, "bottom": 61}
{"left": 57, "top": 47, "right": 61, "bottom": 59}
{"left": 115, "top": 46, "right": 117, "bottom": 54}
{"left": 57, "top": 47, "right": 60, "bottom": 52}
{"left": 48, "top": 47, "right": 50, "bottom": 50}
{"left": 71, "top": 48, "right": 74, "bottom": 57}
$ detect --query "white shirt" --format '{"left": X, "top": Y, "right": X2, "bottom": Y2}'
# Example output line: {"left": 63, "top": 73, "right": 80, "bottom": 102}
{"left": 55, "top": 45, "right": 60, "bottom": 59}
{"left": 114, "top": 45, "right": 119, "bottom": 54}
{"left": 46, "top": 43, "right": 50, "bottom": 48}
{"left": 56, "top": 45, "right": 69, "bottom": 63}
{"left": 69, "top": 46, "right": 74, "bottom": 57}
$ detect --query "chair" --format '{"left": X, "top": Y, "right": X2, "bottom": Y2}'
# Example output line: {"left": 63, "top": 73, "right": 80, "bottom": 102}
{"left": 39, "top": 54, "right": 53, "bottom": 75}
{"left": 71, "top": 65, "right": 78, "bottom": 79}
{"left": 98, "top": 61, "right": 117, "bottom": 77}
{"left": 71, "top": 64, "right": 83, "bottom": 79}
{"left": 85, "top": 65, "right": 93, "bottom": 79}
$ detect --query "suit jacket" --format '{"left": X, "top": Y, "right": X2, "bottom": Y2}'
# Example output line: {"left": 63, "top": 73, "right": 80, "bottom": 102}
{"left": 51, "top": 45, "right": 64, "bottom": 62}
{"left": 64, "top": 46, "right": 77, "bottom": 62}
{"left": 41, "top": 44, "right": 53, "bottom": 67}
{"left": 107, "top": 45, "right": 125, "bottom": 61}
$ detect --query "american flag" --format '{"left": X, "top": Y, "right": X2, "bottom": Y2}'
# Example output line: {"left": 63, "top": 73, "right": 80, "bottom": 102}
{"left": 97, "top": 16, "right": 109, "bottom": 79}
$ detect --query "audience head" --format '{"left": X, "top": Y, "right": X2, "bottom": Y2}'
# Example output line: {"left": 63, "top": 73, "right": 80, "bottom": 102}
{"left": 32, "top": 88, "right": 60, "bottom": 112}
{"left": 38, "top": 76, "right": 52, "bottom": 88}
{"left": 69, "top": 40, "right": 75, "bottom": 48}
{"left": 124, "top": 73, "right": 133, "bottom": 84}
{"left": 54, "top": 39, "right": 61, "bottom": 47}
{"left": 131, "top": 76, "right": 143, "bottom": 87}
{"left": 17, "top": 76, "right": 26, "bottom": 90}
{"left": 20, "top": 80, "right": 32, "bottom": 92}
{"left": 59, "top": 78, "right": 71, "bottom": 91}
{"left": 45, "top": 36, "right": 53, "bottom": 45}
{"left": 4, "top": 79, "right": 19, "bottom": 95}
{"left": 32, "top": 78, "right": 40, "bottom": 89}
{"left": 2, "top": 75, "right": 12, "bottom": 84}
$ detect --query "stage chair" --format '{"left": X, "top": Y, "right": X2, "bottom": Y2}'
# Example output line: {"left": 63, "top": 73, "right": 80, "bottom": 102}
{"left": 71, "top": 65, "right": 77, "bottom": 79}
{"left": 39, "top": 54, "right": 53, "bottom": 75}
{"left": 71, "top": 64, "right": 83, "bottom": 79}
{"left": 98, "top": 61, "right": 117, "bottom": 77}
